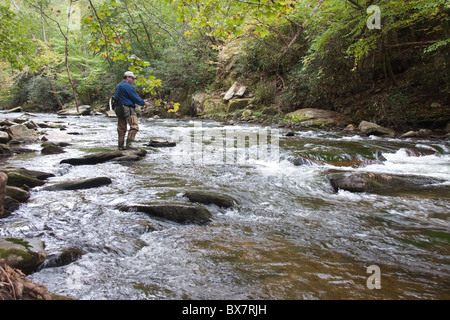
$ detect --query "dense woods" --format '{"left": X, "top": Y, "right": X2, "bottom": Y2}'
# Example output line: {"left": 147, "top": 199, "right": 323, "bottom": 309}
{"left": 0, "top": 0, "right": 448, "bottom": 129}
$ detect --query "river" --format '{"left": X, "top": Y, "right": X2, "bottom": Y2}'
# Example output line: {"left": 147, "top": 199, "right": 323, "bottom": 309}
{"left": 1, "top": 112, "right": 449, "bottom": 299}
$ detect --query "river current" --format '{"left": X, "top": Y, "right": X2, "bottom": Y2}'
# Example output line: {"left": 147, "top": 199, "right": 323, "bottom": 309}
{"left": 1, "top": 112, "right": 449, "bottom": 299}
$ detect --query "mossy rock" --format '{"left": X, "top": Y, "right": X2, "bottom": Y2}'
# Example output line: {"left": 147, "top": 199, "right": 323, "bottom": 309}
{"left": 120, "top": 204, "right": 212, "bottom": 224}
{"left": 184, "top": 191, "right": 236, "bottom": 208}
{"left": 5, "top": 171, "right": 45, "bottom": 188}
{"left": 5, "top": 186, "right": 30, "bottom": 203}
{"left": 326, "top": 170, "right": 445, "bottom": 194}
{"left": 0, "top": 238, "right": 47, "bottom": 274}
{"left": 202, "top": 98, "right": 227, "bottom": 114}
{"left": 41, "top": 143, "right": 65, "bottom": 155}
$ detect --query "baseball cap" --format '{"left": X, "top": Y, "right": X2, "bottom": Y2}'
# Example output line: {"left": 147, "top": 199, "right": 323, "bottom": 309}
{"left": 124, "top": 71, "right": 137, "bottom": 79}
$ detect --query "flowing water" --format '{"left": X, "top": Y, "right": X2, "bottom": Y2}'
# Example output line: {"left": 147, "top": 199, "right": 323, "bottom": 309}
{"left": 0, "top": 112, "right": 449, "bottom": 300}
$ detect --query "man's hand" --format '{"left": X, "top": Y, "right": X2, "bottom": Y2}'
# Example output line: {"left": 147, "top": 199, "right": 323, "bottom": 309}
{"left": 144, "top": 101, "right": 151, "bottom": 107}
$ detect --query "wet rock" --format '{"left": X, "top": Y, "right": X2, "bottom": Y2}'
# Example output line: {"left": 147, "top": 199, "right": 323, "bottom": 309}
{"left": 105, "top": 110, "right": 116, "bottom": 118}
{"left": 38, "top": 247, "right": 83, "bottom": 270}
{"left": 41, "top": 143, "right": 65, "bottom": 155}
{"left": 184, "top": 191, "right": 236, "bottom": 208}
{"left": 5, "top": 171, "right": 45, "bottom": 188}
{"left": 57, "top": 105, "right": 91, "bottom": 116}
{"left": 120, "top": 204, "right": 212, "bottom": 224}
{"left": 44, "top": 177, "right": 112, "bottom": 191}
{"left": 358, "top": 121, "right": 395, "bottom": 137}
{"left": 3, "top": 196, "right": 20, "bottom": 216}
{"left": 5, "top": 186, "right": 30, "bottom": 203}
{"left": 288, "top": 155, "right": 324, "bottom": 166}
{"left": 6, "top": 124, "right": 38, "bottom": 143}
{"left": 400, "top": 129, "right": 433, "bottom": 138}
{"left": 326, "top": 170, "right": 444, "bottom": 194}
{"left": 7, "top": 168, "right": 55, "bottom": 181}
{"left": 0, "top": 172, "right": 6, "bottom": 218}
{"left": 400, "top": 130, "right": 416, "bottom": 138}
{"left": 37, "top": 121, "right": 67, "bottom": 129}
{"left": 0, "top": 144, "right": 14, "bottom": 157}
{"left": 0, "top": 238, "right": 47, "bottom": 274}
{"left": 147, "top": 139, "right": 176, "bottom": 148}
{"left": 60, "top": 150, "right": 124, "bottom": 165}
{"left": 61, "top": 149, "right": 146, "bottom": 165}
{"left": 0, "top": 131, "right": 10, "bottom": 144}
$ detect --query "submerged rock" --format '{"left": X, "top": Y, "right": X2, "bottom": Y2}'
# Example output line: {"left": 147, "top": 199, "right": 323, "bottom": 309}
{"left": 44, "top": 177, "right": 112, "bottom": 191}
{"left": 0, "top": 237, "right": 47, "bottom": 274}
{"left": 120, "top": 204, "right": 212, "bottom": 224}
{"left": 38, "top": 247, "right": 83, "bottom": 270}
{"left": 147, "top": 139, "right": 176, "bottom": 148}
{"left": 41, "top": 143, "right": 66, "bottom": 155}
{"left": 326, "top": 170, "right": 445, "bottom": 194}
{"left": 184, "top": 191, "right": 236, "bottom": 208}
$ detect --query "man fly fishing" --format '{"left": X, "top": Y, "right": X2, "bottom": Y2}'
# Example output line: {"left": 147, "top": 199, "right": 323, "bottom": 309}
{"left": 114, "top": 71, "right": 150, "bottom": 150}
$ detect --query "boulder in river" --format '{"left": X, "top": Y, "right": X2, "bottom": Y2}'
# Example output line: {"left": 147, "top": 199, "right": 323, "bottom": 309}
{"left": 326, "top": 170, "right": 445, "bottom": 194}
{"left": 358, "top": 121, "right": 395, "bottom": 137}
{"left": 44, "top": 177, "right": 112, "bottom": 191}
{"left": 0, "top": 238, "right": 47, "bottom": 274}
{"left": 0, "top": 131, "right": 10, "bottom": 144}
{"left": 147, "top": 139, "right": 176, "bottom": 148}
{"left": 2, "top": 197, "right": 20, "bottom": 216}
{"left": 120, "top": 204, "right": 212, "bottom": 224}
{"left": 41, "top": 143, "right": 66, "bottom": 155}
{"left": 184, "top": 191, "right": 236, "bottom": 208}
{"left": 57, "top": 105, "right": 91, "bottom": 116}
{"left": 5, "top": 186, "right": 30, "bottom": 203}
{"left": 1, "top": 167, "right": 55, "bottom": 181}
{"left": 5, "top": 171, "right": 45, "bottom": 188}
{"left": 6, "top": 124, "right": 38, "bottom": 143}
{"left": 38, "top": 247, "right": 83, "bottom": 270}
{"left": 60, "top": 149, "right": 146, "bottom": 165}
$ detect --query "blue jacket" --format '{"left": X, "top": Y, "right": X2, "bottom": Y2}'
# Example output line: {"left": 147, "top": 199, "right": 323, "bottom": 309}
{"left": 114, "top": 81, "right": 145, "bottom": 107}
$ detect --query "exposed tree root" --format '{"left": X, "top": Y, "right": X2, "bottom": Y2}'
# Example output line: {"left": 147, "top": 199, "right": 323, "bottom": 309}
{"left": 0, "top": 259, "right": 51, "bottom": 300}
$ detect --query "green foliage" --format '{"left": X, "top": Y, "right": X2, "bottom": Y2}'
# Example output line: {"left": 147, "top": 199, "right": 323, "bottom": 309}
{"left": 0, "top": 3, "right": 37, "bottom": 70}
{"left": 0, "top": 0, "right": 448, "bottom": 127}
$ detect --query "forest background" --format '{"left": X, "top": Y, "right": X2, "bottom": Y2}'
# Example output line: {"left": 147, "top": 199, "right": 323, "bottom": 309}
{"left": 0, "top": 0, "right": 448, "bottom": 130}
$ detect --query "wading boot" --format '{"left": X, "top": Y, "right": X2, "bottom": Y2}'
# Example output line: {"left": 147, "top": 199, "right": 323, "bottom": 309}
{"left": 118, "top": 140, "right": 125, "bottom": 150}
{"left": 126, "top": 140, "right": 138, "bottom": 150}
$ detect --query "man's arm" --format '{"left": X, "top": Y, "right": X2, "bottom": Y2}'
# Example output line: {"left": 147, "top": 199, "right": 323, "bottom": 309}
{"left": 123, "top": 82, "right": 146, "bottom": 106}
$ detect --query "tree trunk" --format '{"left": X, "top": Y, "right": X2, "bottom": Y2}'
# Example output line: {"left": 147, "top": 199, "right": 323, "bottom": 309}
{"left": 39, "top": 2, "right": 64, "bottom": 110}
{"left": 66, "top": 0, "right": 79, "bottom": 112}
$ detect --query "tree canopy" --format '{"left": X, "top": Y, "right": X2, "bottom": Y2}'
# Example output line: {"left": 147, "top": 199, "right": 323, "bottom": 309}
{"left": 0, "top": 0, "right": 448, "bottom": 127}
